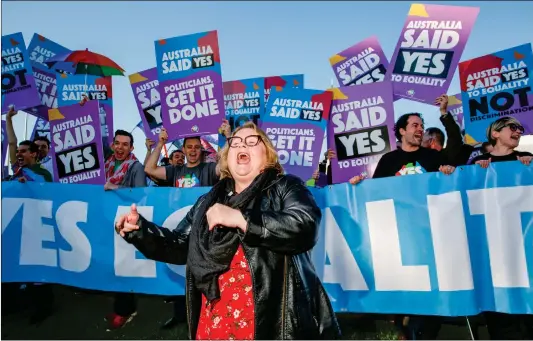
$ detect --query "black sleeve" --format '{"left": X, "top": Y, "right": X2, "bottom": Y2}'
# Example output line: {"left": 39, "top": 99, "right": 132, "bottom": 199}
{"left": 240, "top": 176, "right": 320, "bottom": 255}
{"left": 517, "top": 151, "right": 533, "bottom": 157}
{"left": 123, "top": 195, "right": 206, "bottom": 265}
{"left": 440, "top": 113, "right": 466, "bottom": 166}
{"left": 372, "top": 154, "right": 390, "bottom": 179}
{"left": 165, "top": 165, "right": 178, "bottom": 184}
{"left": 437, "top": 149, "right": 450, "bottom": 167}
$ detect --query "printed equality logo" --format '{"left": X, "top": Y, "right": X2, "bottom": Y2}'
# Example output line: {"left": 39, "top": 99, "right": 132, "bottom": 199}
{"left": 395, "top": 162, "right": 426, "bottom": 176}
{"left": 175, "top": 173, "right": 199, "bottom": 188}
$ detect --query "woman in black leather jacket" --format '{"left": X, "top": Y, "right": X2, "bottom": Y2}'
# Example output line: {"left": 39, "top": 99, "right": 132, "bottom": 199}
{"left": 115, "top": 122, "right": 341, "bottom": 340}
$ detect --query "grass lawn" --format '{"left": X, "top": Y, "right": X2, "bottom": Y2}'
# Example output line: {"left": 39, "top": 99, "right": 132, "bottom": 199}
{"left": 1, "top": 284, "right": 487, "bottom": 340}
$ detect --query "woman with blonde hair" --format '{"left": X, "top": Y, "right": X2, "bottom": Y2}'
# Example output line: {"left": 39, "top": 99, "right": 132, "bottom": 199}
{"left": 470, "top": 116, "right": 532, "bottom": 167}
{"left": 115, "top": 122, "right": 341, "bottom": 340}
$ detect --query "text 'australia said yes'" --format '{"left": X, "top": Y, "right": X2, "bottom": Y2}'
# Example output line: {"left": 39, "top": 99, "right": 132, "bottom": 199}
{"left": 225, "top": 91, "right": 261, "bottom": 115}
{"left": 466, "top": 61, "right": 529, "bottom": 94}
{"left": 62, "top": 84, "right": 108, "bottom": 101}
{"left": 161, "top": 46, "right": 214, "bottom": 74}
{"left": 269, "top": 98, "right": 324, "bottom": 122}
{"left": 394, "top": 20, "right": 463, "bottom": 83}
{"left": 336, "top": 47, "right": 386, "bottom": 86}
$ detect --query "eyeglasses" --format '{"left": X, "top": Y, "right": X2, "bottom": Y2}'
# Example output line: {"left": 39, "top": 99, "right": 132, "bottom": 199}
{"left": 505, "top": 123, "right": 525, "bottom": 134}
{"left": 227, "top": 135, "right": 262, "bottom": 148}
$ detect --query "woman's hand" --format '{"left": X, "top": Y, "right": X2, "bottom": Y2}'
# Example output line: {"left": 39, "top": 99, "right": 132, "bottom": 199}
{"left": 219, "top": 119, "right": 231, "bottom": 139}
{"left": 349, "top": 175, "right": 364, "bottom": 185}
{"left": 439, "top": 165, "right": 456, "bottom": 175}
{"left": 475, "top": 158, "right": 491, "bottom": 169}
{"left": 115, "top": 204, "right": 140, "bottom": 237}
{"left": 518, "top": 155, "right": 532, "bottom": 166}
{"left": 206, "top": 203, "right": 247, "bottom": 232}
{"left": 104, "top": 181, "right": 119, "bottom": 191}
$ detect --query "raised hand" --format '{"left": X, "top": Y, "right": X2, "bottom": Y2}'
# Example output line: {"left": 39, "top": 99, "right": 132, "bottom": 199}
{"left": 219, "top": 119, "right": 231, "bottom": 139}
{"left": 145, "top": 138, "right": 156, "bottom": 150}
{"left": 434, "top": 94, "right": 448, "bottom": 115}
{"left": 159, "top": 128, "right": 168, "bottom": 145}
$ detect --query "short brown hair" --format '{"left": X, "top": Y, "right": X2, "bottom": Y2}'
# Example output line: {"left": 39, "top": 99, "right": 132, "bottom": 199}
{"left": 217, "top": 122, "right": 283, "bottom": 179}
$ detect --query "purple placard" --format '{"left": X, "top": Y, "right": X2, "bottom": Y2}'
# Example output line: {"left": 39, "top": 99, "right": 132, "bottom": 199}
{"left": 330, "top": 36, "right": 389, "bottom": 87}
{"left": 30, "top": 118, "right": 50, "bottom": 141}
{"left": 1, "top": 119, "right": 8, "bottom": 176}
{"left": 447, "top": 93, "right": 464, "bottom": 129}
{"left": 328, "top": 81, "right": 396, "bottom": 184}
{"left": 1, "top": 32, "right": 42, "bottom": 115}
{"left": 129, "top": 68, "right": 162, "bottom": 140}
{"left": 27, "top": 33, "right": 71, "bottom": 121}
{"left": 155, "top": 31, "right": 224, "bottom": 140}
{"left": 260, "top": 88, "right": 332, "bottom": 181}
{"left": 49, "top": 100, "right": 105, "bottom": 185}
{"left": 387, "top": 3, "right": 479, "bottom": 104}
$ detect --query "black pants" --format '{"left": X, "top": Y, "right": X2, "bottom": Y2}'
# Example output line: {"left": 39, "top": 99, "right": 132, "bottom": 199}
{"left": 172, "top": 295, "right": 187, "bottom": 322}
{"left": 113, "top": 293, "right": 136, "bottom": 317}
{"left": 485, "top": 312, "right": 531, "bottom": 340}
{"left": 395, "top": 315, "right": 442, "bottom": 340}
{"left": 28, "top": 283, "right": 54, "bottom": 313}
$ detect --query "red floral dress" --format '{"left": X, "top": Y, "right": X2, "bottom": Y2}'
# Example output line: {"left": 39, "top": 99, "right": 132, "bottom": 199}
{"left": 196, "top": 245, "right": 255, "bottom": 340}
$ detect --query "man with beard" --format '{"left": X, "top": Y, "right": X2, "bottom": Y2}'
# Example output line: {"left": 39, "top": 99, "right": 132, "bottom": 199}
{"left": 169, "top": 150, "right": 185, "bottom": 166}
{"left": 5, "top": 107, "right": 54, "bottom": 325}
{"left": 372, "top": 113, "right": 456, "bottom": 179}
{"left": 352, "top": 113, "right": 456, "bottom": 340}
{"left": 104, "top": 130, "right": 146, "bottom": 330}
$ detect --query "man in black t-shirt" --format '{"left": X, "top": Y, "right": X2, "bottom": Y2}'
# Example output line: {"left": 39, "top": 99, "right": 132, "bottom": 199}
{"left": 351, "top": 113, "right": 455, "bottom": 339}
{"left": 372, "top": 113, "right": 455, "bottom": 179}
{"left": 144, "top": 128, "right": 220, "bottom": 188}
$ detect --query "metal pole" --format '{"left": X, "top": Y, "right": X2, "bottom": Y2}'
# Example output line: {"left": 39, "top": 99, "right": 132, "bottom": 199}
{"left": 24, "top": 111, "right": 28, "bottom": 139}
{"left": 465, "top": 316, "right": 475, "bottom": 340}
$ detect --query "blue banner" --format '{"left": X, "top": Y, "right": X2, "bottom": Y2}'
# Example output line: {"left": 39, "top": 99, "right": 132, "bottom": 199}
{"left": 2, "top": 161, "right": 532, "bottom": 316}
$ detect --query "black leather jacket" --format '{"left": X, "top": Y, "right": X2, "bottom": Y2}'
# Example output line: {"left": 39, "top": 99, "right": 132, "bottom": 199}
{"left": 124, "top": 174, "right": 341, "bottom": 340}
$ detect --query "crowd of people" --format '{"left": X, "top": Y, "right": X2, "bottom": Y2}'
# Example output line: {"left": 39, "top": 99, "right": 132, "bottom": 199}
{"left": 3, "top": 93, "right": 533, "bottom": 340}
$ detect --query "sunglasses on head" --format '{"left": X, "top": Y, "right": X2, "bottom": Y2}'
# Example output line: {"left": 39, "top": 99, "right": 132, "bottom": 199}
{"left": 505, "top": 123, "right": 525, "bottom": 134}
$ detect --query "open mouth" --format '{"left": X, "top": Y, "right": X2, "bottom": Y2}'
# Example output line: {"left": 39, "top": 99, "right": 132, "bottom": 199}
{"left": 511, "top": 135, "right": 520, "bottom": 141}
{"left": 115, "top": 151, "right": 124, "bottom": 158}
{"left": 414, "top": 133, "right": 423, "bottom": 140}
{"left": 237, "top": 152, "right": 250, "bottom": 164}
{"left": 17, "top": 157, "right": 24, "bottom": 165}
